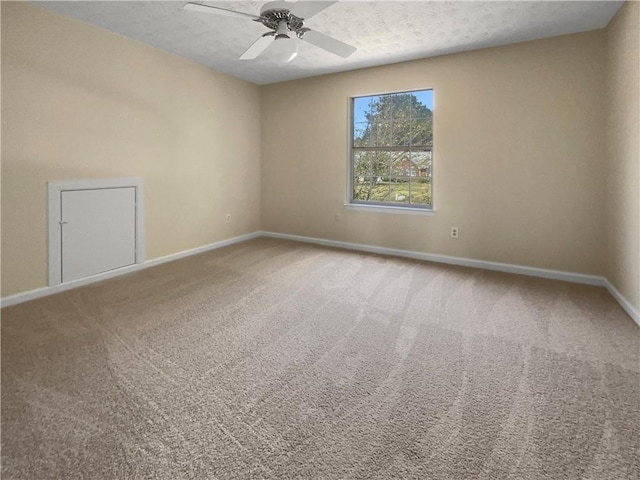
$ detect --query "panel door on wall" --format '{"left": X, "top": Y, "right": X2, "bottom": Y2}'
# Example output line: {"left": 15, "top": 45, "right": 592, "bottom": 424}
{"left": 60, "top": 187, "right": 136, "bottom": 282}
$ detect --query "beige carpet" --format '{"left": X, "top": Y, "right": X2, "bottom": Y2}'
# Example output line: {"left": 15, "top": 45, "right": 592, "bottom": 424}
{"left": 2, "top": 238, "right": 638, "bottom": 479}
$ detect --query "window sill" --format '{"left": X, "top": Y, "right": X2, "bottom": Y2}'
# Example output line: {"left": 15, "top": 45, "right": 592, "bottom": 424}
{"left": 344, "top": 203, "right": 436, "bottom": 216}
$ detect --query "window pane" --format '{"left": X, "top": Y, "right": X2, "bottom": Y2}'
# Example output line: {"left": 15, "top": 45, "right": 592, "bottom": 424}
{"left": 392, "top": 96, "right": 412, "bottom": 143}
{"left": 369, "top": 177, "right": 390, "bottom": 202}
{"left": 353, "top": 176, "right": 373, "bottom": 201}
{"left": 391, "top": 95, "right": 414, "bottom": 146}
{"left": 353, "top": 151, "right": 371, "bottom": 177}
{"left": 380, "top": 94, "right": 402, "bottom": 121}
{"left": 390, "top": 178, "right": 410, "bottom": 204}
{"left": 410, "top": 178, "right": 431, "bottom": 205}
{"left": 392, "top": 122, "right": 411, "bottom": 146}
{"left": 350, "top": 89, "right": 433, "bottom": 209}
{"left": 391, "top": 94, "right": 412, "bottom": 122}
{"left": 370, "top": 122, "right": 392, "bottom": 147}
{"left": 353, "top": 122, "right": 369, "bottom": 147}
{"left": 411, "top": 151, "right": 431, "bottom": 178}
{"left": 355, "top": 176, "right": 390, "bottom": 203}
{"left": 411, "top": 118, "right": 433, "bottom": 146}
{"left": 366, "top": 94, "right": 387, "bottom": 122}
{"left": 412, "top": 90, "right": 433, "bottom": 115}
{"left": 354, "top": 97, "right": 371, "bottom": 125}
{"left": 371, "top": 151, "right": 391, "bottom": 178}
{"left": 390, "top": 151, "right": 412, "bottom": 176}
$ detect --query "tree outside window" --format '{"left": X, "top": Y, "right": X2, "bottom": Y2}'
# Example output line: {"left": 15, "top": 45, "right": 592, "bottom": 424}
{"left": 351, "top": 90, "right": 433, "bottom": 208}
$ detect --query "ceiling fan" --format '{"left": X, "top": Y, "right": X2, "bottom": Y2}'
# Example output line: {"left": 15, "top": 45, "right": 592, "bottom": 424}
{"left": 184, "top": 1, "right": 356, "bottom": 62}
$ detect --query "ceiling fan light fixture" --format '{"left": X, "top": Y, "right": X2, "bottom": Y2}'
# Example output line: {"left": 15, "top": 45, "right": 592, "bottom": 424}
{"left": 184, "top": 2, "right": 356, "bottom": 62}
{"left": 270, "top": 35, "right": 298, "bottom": 62}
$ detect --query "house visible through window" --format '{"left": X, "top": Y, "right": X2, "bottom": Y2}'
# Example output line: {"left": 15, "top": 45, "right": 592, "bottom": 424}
{"left": 350, "top": 89, "right": 433, "bottom": 209}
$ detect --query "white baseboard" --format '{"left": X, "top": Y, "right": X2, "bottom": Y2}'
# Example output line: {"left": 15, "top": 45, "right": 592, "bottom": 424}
{"left": 604, "top": 279, "right": 640, "bottom": 326}
{"left": 0, "top": 232, "right": 261, "bottom": 308}
{"left": 260, "top": 231, "right": 639, "bottom": 325}
{"left": 3, "top": 229, "right": 638, "bottom": 327}
{"left": 260, "top": 231, "right": 606, "bottom": 285}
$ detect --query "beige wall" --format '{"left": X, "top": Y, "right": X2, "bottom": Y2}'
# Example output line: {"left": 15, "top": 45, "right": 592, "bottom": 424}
{"left": 3, "top": 2, "right": 637, "bottom": 314}
{"left": 262, "top": 31, "right": 607, "bottom": 275}
{"left": 1, "top": 3, "right": 261, "bottom": 296}
{"left": 605, "top": 1, "right": 640, "bottom": 312}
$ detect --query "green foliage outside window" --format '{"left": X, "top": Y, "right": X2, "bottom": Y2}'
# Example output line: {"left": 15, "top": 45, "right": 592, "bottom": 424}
{"left": 352, "top": 91, "right": 433, "bottom": 207}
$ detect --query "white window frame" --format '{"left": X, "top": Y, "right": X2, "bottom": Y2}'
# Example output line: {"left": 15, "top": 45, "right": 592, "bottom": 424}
{"left": 347, "top": 88, "right": 435, "bottom": 214}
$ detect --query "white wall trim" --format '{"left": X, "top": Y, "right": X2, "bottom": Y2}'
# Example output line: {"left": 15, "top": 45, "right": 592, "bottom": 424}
{"left": 344, "top": 204, "right": 436, "bottom": 216}
{"left": 260, "top": 231, "right": 640, "bottom": 324}
{"left": 604, "top": 279, "right": 640, "bottom": 326}
{"left": 260, "top": 231, "right": 606, "bottom": 285}
{"left": 3, "top": 229, "right": 638, "bottom": 326}
{"left": 1, "top": 232, "right": 261, "bottom": 308}
{"left": 47, "top": 177, "right": 146, "bottom": 287}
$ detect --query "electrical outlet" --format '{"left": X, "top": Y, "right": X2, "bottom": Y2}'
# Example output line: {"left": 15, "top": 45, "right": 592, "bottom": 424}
{"left": 335, "top": 212, "right": 342, "bottom": 222}
{"left": 451, "top": 227, "right": 459, "bottom": 239}
{"left": 225, "top": 213, "right": 231, "bottom": 224}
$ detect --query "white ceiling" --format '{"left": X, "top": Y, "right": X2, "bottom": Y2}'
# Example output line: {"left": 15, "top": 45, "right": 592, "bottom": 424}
{"left": 34, "top": 1, "right": 623, "bottom": 85}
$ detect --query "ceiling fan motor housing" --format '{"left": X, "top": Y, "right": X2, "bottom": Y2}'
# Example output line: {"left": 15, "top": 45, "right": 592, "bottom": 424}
{"left": 258, "top": 1, "right": 306, "bottom": 38}
{"left": 183, "top": 1, "right": 356, "bottom": 60}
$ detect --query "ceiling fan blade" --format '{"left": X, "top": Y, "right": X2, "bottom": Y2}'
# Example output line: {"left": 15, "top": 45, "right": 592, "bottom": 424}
{"left": 290, "top": 1, "right": 337, "bottom": 19}
{"left": 302, "top": 29, "right": 356, "bottom": 58}
{"left": 240, "top": 34, "right": 275, "bottom": 60}
{"left": 183, "top": 3, "right": 260, "bottom": 21}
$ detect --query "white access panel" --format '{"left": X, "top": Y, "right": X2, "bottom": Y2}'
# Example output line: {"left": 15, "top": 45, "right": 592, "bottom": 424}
{"left": 61, "top": 187, "right": 136, "bottom": 283}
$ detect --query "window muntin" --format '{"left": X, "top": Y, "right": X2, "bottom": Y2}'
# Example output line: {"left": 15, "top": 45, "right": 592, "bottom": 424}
{"left": 350, "top": 90, "right": 433, "bottom": 209}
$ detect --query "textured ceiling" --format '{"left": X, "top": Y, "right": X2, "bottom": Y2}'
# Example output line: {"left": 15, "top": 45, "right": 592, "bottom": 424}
{"left": 34, "top": 1, "right": 623, "bottom": 85}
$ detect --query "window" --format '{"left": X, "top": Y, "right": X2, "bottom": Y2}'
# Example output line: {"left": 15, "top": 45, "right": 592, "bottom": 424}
{"left": 350, "top": 89, "right": 433, "bottom": 210}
